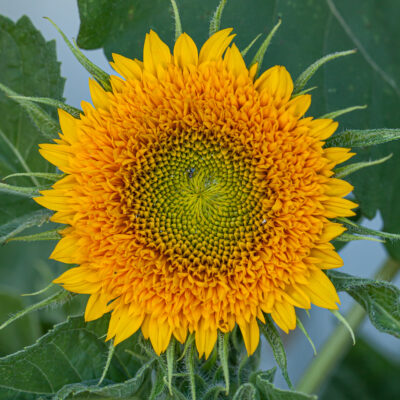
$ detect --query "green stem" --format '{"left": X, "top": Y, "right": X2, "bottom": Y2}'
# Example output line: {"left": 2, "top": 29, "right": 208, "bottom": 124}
{"left": 296, "top": 258, "right": 400, "bottom": 394}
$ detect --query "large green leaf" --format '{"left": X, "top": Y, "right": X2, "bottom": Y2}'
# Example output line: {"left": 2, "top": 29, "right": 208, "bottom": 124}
{"left": 0, "top": 315, "right": 143, "bottom": 399}
{"left": 328, "top": 270, "right": 400, "bottom": 338}
{"left": 76, "top": 0, "right": 400, "bottom": 259}
{"left": 0, "top": 15, "right": 64, "bottom": 179}
{"left": 0, "top": 15, "right": 65, "bottom": 245}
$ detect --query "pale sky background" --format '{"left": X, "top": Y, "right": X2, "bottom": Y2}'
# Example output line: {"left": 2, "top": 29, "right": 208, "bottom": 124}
{"left": 1, "top": 0, "right": 398, "bottom": 390}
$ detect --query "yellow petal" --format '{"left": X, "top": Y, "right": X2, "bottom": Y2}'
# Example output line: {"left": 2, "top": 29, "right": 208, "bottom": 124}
{"left": 114, "top": 313, "right": 145, "bottom": 345}
{"left": 286, "top": 94, "right": 311, "bottom": 118}
{"left": 38, "top": 143, "right": 71, "bottom": 171}
{"left": 310, "top": 245, "right": 344, "bottom": 269}
{"left": 224, "top": 43, "right": 247, "bottom": 77}
{"left": 272, "top": 302, "right": 296, "bottom": 333}
{"left": 237, "top": 317, "right": 260, "bottom": 355}
{"left": 110, "top": 75, "right": 125, "bottom": 93}
{"left": 58, "top": 109, "right": 78, "bottom": 143}
{"left": 174, "top": 33, "right": 198, "bottom": 68}
{"left": 50, "top": 235, "right": 81, "bottom": 263}
{"left": 148, "top": 316, "right": 172, "bottom": 355}
{"left": 308, "top": 119, "right": 338, "bottom": 140}
{"left": 111, "top": 53, "right": 143, "bottom": 80}
{"left": 199, "top": 28, "right": 234, "bottom": 63}
{"left": 85, "top": 293, "right": 110, "bottom": 322}
{"left": 322, "top": 197, "right": 358, "bottom": 218}
{"left": 254, "top": 65, "right": 294, "bottom": 101}
{"left": 53, "top": 267, "right": 100, "bottom": 294}
{"left": 285, "top": 285, "right": 311, "bottom": 309}
{"left": 324, "top": 178, "right": 353, "bottom": 197}
{"left": 324, "top": 147, "right": 354, "bottom": 165}
{"left": 319, "top": 222, "right": 346, "bottom": 242}
{"left": 143, "top": 30, "right": 172, "bottom": 76}
{"left": 173, "top": 325, "right": 188, "bottom": 344}
{"left": 34, "top": 189, "right": 72, "bottom": 212}
{"left": 89, "top": 78, "right": 110, "bottom": 110}
{"left": 301, "top": 268, "right": 340, "bottom": 309}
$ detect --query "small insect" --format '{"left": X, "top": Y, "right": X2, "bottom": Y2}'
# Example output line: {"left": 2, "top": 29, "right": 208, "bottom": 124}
{"left": 187, "top": 167, "right": 195, "bottom": 179}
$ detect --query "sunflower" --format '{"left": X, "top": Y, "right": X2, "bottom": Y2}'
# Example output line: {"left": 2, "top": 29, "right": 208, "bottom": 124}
{"left": 35, "top": 29, "right": 357, "bottom": 358}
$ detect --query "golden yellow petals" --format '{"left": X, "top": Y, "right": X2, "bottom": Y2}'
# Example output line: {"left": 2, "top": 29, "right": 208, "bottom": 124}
{"left": 323, "top": 178, "right": 353, "bottom": 197}
{"left": 322, "top": 197, "right": 358, "bottom": 218}
{"left": 114, "top": 313, "right": 144, "bottom": 346}
{"left": 237, "top": 317, "right": 260, "bottom": 356}
{"left": 50, "top": 235, "right": 81, "bottom": 264}
{"left": 85, "top": 293, "right": 111, "bottom": 322}
{"left": 199, "top": 28, "right": 234, "bottom": 63}
{"left": 174, "top": 33, "right": 198, "bottom": 68}
{"left": 308, "top": 119, "right": 338, "bottom": 140}
{"left": 88, "top": 78, "right": 110, "bottom": 110}
{"left": 255, "top": 65, "right": 293, "bottom": 101}
{"left": 53, "top": 267, "right": 100, "bottom": 294}
{"left": 143, "top": 30, "right": 172, "bottom": 76}
{"left": 195, "top": 321, "right": 218, "bottom": 359}
{"left": 271, "top": 302, "right": 296, "bottom": 333}
{"left": 286, "top": 94, "right": 311, "bottom": 119}
{"left": 58, "top": 109, "right": 78, "bottom": 143}
{"left": 319, "top": 222, "right": 346, "bottom": 242}
{"left": 224, "top": 43, "right": 247, "bottom": 78}
{"left": 310, "top": 244, "right": 344, "bottom": 269}
{"left": 302, "top": 269, "right": 340, "bottom": 309}
{"left": 111, "top": 53, "right": 143, "bottom": 81}
{"left": 34, "top": 190, "right": 72, "bottom": 212}
{"left": 39, "top": 143, "right": 71, "bottom": 171}
{"left": 149, "top": 316, "right": 172, "bottom": 355}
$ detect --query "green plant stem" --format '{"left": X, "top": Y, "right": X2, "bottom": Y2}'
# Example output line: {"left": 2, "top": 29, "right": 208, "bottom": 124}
{"left": 296, "top": 258, "right": 400, "bottom": 394}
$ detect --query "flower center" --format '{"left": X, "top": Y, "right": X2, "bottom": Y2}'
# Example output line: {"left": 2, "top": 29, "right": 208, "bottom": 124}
{"left": 126, "top": 133, "right": 267, "bottom": 270}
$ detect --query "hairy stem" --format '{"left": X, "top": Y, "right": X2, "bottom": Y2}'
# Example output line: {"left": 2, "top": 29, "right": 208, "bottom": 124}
{"left": 296, "top": 258, "right": 400, "bottom": 394}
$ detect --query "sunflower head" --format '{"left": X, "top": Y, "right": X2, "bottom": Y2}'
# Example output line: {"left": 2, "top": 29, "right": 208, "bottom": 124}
{"left": 35, "top": 28, "right": 357, "bottom": 358}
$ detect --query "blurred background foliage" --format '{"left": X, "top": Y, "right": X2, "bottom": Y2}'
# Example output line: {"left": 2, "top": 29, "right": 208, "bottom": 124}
{"left": 0, "top": 0, "right": 399, "bottom": 398}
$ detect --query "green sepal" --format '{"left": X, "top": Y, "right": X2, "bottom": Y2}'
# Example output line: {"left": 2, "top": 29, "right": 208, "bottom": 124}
{"left": 149, "top": 365, "right": 166, "bottom": 400}
{"left": 291, "top": 86, "right": 317, "bottom": 98}
{"left": 0, "top": 209, "right": 52, "bottom": 245}
{"left": 293, "top": 49, "right": 356, "bottom": 94}
{"left": 185, "top": 342, "right": 197, "bottom": 400}
{"left": 0, "top": 289, "right": 72, "bottom": 332}
{"left": 6, "top": 228, "right": 62, "bottom": 243}
{"left": 4, "top": 171, "right": 64, "bottom": 182}
{"left": 218, "top": 331, "right": 230, "bottom": 395}
{"left": 259, "top": 315, "right": 292, "bottom": 388}
{"left": 166, "top": 337, "right": 175, "bottom": 395}
{"left": 330, "top": 309, "right": 356, "bottom": 345}
{"left": 209, "top": 0, "right": 228, "bottom": 36}
{"left": 296, "top": 317, "right": 317, "bottom": 356}
{"left": 320, "top": 104, "right": 367, "bottom": 119}
{"left": 0, "top": 82, "right": 59, "bottom": 139}
{"left": 335, "top": 232, "right": 384, "bottom": 243}
{"left": 232, "top": 383, "right": 257, "bottom": 399}
{"left": 169, "top": 0, "right": 182, "bottom": 40}
{"left": 45, "top": 17, "right": 111, "bottom": 91}
{"left": 334, "top": 154, "right": 392, "bottom": 178}
{"left": 0, "top": 182, "right": 47, "bottom": 197}
{"left": 241, "top": 34, "right": 262, "bottom": 57}
{"left": 98, "top": 340, "right": 115, "bottom": 385}
{"left": 10, "top": 95, "right": 81, "bottom": 118}
{"left": 250, "top": 19, "right": 282, "bottom": 77}
{"left": 337, "top": 217, "right": 400, "bottom": 241}
{"left": 326, "top": 128, "right": 400, "bottom": 147}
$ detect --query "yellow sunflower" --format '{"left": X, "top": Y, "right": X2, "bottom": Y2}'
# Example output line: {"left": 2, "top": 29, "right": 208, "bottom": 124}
{"left": 35, "top": 29, "right": 357, "bottom": 358}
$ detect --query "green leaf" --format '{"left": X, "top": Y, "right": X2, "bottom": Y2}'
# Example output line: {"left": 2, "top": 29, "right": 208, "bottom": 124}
{"left": 326, "top": 128, "right": 400, "bottom": 147}
{"left": 259, "top": 316, "right": 292, "bottom": 388}
{"left": 0, "top": 15, "right": 63, "bottom": 181}
{"left": 255, "top": 373, "right": 317, "bottom": 400}
{"left": 0, "top": 315, "right": 136, "bottom": 399}
{"left": 232, "top": 383, "right": 258, "bottom": 400}
{"left": 327, "top": 270, "right": 400, "bottom": 338}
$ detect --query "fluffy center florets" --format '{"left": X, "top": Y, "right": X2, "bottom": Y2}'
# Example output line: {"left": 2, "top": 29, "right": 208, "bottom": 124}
{"left": 123, "top": 132, "right": 266, "bottom": 270}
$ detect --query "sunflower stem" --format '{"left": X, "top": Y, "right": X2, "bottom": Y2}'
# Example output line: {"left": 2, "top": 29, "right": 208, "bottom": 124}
{"left": 218, "top": 332, "right": 230, "bottom": 395}
{"left": 185, "top": 341, "right": 197, "bottom": 400}
{"left": 296, "top": 258, "right": 400, "bottom": 394}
